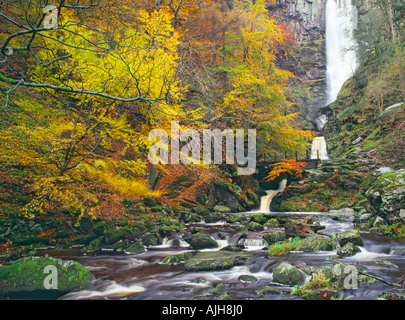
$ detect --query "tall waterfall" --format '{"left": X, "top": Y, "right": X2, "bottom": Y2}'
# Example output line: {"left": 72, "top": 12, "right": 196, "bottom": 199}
{"left": 325, "top": 0, "right": 358, "bottom": 104}
{"left": 311, "top": 0, "right": 358, "bottom": 159}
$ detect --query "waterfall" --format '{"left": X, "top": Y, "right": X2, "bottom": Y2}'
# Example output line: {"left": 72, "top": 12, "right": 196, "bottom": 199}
{"left": 325, "top": 0, "right": 358, "bottom": 104}
{"left": 242, "top": 238, "right": 268, "bottom": 250}
{"left": 160, "top": 236, "right": 189, "bottom": 248}
{"left": 310, "top": 136, "right": 329, "bottom": 160}
{"left": 259, "top": 179, "right": 287, "bottom": 213}
{"left": 311, "top": 0, "right": 358, "bottom": 157}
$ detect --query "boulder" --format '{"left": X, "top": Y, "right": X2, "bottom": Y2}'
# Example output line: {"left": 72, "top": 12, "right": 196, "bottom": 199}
{"left": 219, "top": 244, "right": 244, "bottom": 252}
{"left": 373, "top": 216, "right": 386, "bottom": 227}
{"left": 125, "top": 241, "right": 145, "bottom": 254}
{"left": 296, "top": 234, "right": 335, "bottom": 252}
{"left": 262, "top": 230, "right": 286, "bottom": 244}
{"left": 400, "top": 209, "right": 405, "bottom": 222}
{"left": 160, "top": 251, "right": 199, "bottom": 265}
{"left": 331, "top": 229, "right": 364, "bottom": 247}
{"left": 188, "top": 233, "right": 218, "bottom": 250}
{"left": 272, "top": 262, "right": 305, "bottom": 286}
{"left": 213, "top": 205, "right": 232, "bottom": 213}
{"left": 390, "top": 246, "right": 405, "bottom": 256}
{"left": 205, "top": 212, "right": 222, "bottom": 223}
{"left": 104, "top": 227, "right": 125, "bottom": 245}
{"left": 337, "top": 242, "right": 361, "bottom": 257}
{"left": 255, "top": 285, "right": 282, "bottom": 295}
{"left": 210, "top": 283, "right": 228, "bottom": 296}
{"left": 238, "top": 275, "right": 257, "bottom": 283}
{"left": 247, "top": 221, "right": 264, "bottom": 231}
{"left": 0, "top": 257, "right": 92, "bottom": 298}
{"left": 184, "top": 251, "right": 251, "bottom": 271}
{"left": 284, "top": 218, "right": 315, "bottom": 238}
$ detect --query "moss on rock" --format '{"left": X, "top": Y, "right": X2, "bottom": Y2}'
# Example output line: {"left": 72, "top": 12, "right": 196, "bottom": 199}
{"left": 0, "top": 256, "right": 91, "bottom": 298}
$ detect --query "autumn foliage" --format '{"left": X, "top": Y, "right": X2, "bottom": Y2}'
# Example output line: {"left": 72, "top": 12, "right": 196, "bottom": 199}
{"left": 0, "top": 0, "right": 313, "bottom": 220}
{"left": 265, "top": 158, "right": 308, "bottom": 182}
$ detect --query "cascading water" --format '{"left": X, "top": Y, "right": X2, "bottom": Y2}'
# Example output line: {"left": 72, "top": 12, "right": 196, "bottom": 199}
{"left": 310, "top": 136, "right": 329, "bottom": 160}
{"left": 259, "top": 179, "right": 287, "bottom": 213}
{"left": 311, "top": 0, "right": 359, "bottom": 158}
{"left": 325, "top": 0, "right": 358, "bottom": 105}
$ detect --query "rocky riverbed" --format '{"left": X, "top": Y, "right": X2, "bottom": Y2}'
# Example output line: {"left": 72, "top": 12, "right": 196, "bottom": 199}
{"left": 2, "top": 209, "right": 403, "bottom": 300}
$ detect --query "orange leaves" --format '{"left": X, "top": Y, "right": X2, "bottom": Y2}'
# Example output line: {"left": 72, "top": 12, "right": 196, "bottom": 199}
{"left": 265, "top": 158, "right": 308, "bottom": 182}
{"left": 0, "top": 240, "right": 13, "bottom": 254}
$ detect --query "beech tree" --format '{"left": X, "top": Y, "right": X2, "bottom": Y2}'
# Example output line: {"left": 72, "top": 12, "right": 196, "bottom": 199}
{"left": 0, "top": 0, "right": 184, "bottom": 219}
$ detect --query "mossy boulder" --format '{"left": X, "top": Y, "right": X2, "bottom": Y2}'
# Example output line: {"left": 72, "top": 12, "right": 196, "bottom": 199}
{"left": 238, "top": 275, "right": 257, "bottom": 283}
{"left": 104, "top": 227, "right": 125, "bottom": 245}
{"left": 272, "top": 262, "right": 305, "bottom": 286}
{"left": 262, "top": 231, "right": 286, "bottom": 244}
{"left": 331, "top": 229, "right": 364, "bottom": 247}
{"left": 296, "top": 234, "right": 335, "bottom": 252}
{"left": 93, "top": 221, "right": 111, "bottom": 237}
{"left": 184, "top": 251, "right": 251, "bottom": 271}
{"left": 0, "top": 257, "right": 92, "bottom": 298}
{"left": 81, "top": 237, "right": 103, "bottom": 253}
{"left": 125, "top": 241, "right": 145, "bottom": 254}
{"left": 247, "top": 221, "right": 264, "bottom": 231}
{"left": 160, "top": 251, "right": 199, "bottom": 265}
{"left": 213, "top": 205, "right": 231, "bottom": 213}
{"left": 255, "top": 285, "right": 283, "bottom": 295}
{"left": 337, "top": 242, "right": 361, "bottom": 257}
{"left": 205, "top": 212, "right": 222, "bottom": 223}
{"left": 188, "top": 233, "right": 218, "bottom": 250}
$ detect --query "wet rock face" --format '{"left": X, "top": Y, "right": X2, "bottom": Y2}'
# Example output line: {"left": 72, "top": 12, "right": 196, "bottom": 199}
{"left": 273, "top": 0, "right": 327, "bottom": 41}
{"left": 365, "top": 169, "right": 405, "bottom": 221}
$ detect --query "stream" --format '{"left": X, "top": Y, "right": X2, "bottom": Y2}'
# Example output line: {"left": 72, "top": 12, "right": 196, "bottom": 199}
{"left": 38, "top": 212, "right": 405, "bottom": 300}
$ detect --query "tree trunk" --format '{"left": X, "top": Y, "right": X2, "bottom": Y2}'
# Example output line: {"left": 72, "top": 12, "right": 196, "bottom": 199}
{"left": 149, "top": 164, "right": 163, "bottom": 190}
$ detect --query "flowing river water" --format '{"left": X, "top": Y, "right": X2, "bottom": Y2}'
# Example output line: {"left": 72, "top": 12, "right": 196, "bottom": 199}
{"left": 37, "top": 212, "right": 405, "bottom": 300}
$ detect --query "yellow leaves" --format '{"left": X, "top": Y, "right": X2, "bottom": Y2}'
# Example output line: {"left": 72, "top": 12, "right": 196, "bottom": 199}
{"left": 80, "top": 159, "right": 158, "bottom": 199}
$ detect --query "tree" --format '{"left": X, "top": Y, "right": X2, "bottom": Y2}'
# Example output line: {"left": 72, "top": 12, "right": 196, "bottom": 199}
{"left": 215, "top": 0, "right": 314, "bottom": 158}
{"left": 0, "top": 1, "right": 183, "bottom": 109}
{"left": 356, "top": 0, "right": 405, "bottom": 102}
{"left": 265, "top": 158, "right": 308, "bottom": 182}
{"left": 0, "top": 0, "right": 186, "bottom": 220}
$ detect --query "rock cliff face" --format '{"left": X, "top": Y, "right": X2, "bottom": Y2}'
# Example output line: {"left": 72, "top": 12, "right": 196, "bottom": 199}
{"left": 273, "top": 0, "right": 326, "bottom": 41}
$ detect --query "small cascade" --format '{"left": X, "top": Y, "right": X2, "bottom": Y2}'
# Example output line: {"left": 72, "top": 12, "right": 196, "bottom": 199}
{"left": 310, "top": 136, "right": 329, "bottom": 160}
{"left": 350, "top": 247, "right": 391, "bottom": 261}
{"left": 160, "top": 236, "right": 189, "bottom": 248}
{"left": 242, "top": 238, "right": 268, "bottom": 250}
{"left": 259, "top": 179, "right": 287, "bottom": 213}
